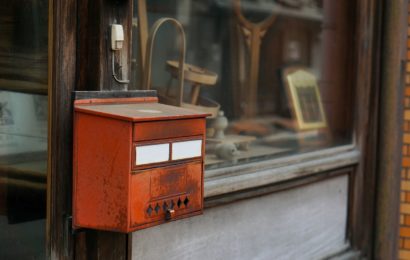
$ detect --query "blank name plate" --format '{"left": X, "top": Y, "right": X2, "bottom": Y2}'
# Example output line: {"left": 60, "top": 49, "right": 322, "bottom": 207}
{"left": 172, "top": 140, "right": 202, "bottom": 160}
{"left": 136, "top": 143, "right": 170, "bottom": 165}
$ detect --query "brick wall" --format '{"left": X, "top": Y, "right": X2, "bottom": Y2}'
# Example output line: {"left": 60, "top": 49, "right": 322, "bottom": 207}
{"left": 399, "top": 4, "right": 410, "bottom": 259}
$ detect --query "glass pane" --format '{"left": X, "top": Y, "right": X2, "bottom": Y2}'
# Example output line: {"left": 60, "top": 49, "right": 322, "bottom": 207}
{"left": 132, "top": 0, "right": 353, "bottom": 170}
{"left": 0, "top": 1, "right": 48, "bottom": 259}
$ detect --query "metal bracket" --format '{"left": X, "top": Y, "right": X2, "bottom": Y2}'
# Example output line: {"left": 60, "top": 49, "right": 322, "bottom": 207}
{"left": 66, "top": 215, "right": 87, "bottom": 235}
{"left": 112, "top": 53, "right": 130, "bottom": 84}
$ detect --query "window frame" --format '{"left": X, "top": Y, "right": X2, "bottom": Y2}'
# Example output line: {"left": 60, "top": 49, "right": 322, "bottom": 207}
{"left": 46, "top": 0, "right": 393, "bottom": 259}
{"left": 204, "top": 144, "right": 359, "bottom": 199}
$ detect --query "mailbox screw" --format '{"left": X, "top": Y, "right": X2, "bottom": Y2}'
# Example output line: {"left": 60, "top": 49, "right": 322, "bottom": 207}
{"left": 165, "top": 209, "right": 175, "bottom": 221}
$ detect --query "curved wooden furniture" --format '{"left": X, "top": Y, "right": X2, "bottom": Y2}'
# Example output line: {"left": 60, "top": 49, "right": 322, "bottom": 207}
{"left": 166, "top": 60, "right": 218, "bottom": 104}
{"left": 232, "top": 0, "right": 277, "bottom": 117}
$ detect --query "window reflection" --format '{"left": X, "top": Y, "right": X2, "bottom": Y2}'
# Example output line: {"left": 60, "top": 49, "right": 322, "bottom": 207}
{"left": 0, "top": 0, "right": 48, "bottom": 258}
{"left": 132, "top": 0, "right": 353, "bottom": 170}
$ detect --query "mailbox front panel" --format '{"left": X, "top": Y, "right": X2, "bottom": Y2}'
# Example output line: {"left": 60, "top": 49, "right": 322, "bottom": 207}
{"left": 130, "top": 162, "right": 203, "bottom": 228}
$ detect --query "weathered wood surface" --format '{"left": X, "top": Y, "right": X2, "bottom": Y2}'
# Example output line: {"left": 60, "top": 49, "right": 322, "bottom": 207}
{"left": 132, "top": 175, "right": 349, "bottom": 260}
{"left": 49, "top": 0, "right": 131, "bottom": 258}
{"left": 373, "top": 0, "right": 407, "bottom": 259}
{"left": 74, "top": 0, "right": 134, "bottom": 244}
{"left": 206, "top": 144, "right": 356, "bottom": 179}
{"left": 205, "top": 148, "right": 359, "bottom": 198}
{"left": 204, "top": 167, "right": 352, "bottom": 208}
{"left": 348, "top": 0, "right": 384, "bottom": 258}
{"left": 77, "top": 0, "right": 132, "bottom": 91}
{"left": 48, "top": 0, "right": 77, "bottom": 258}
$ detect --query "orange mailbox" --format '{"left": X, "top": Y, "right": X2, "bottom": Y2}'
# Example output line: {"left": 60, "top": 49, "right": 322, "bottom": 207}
{"left": 73, "top": 91, "right": 207, "bottom": 233}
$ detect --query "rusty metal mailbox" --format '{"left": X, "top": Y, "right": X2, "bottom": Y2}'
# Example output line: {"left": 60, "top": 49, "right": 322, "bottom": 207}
{"left": 73, "top": 91, "right": 207, "bottom": 233}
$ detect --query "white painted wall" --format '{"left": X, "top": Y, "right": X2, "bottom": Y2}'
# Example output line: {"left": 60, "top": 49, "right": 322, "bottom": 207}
{"left": 132, "top": 175, "right": 348, "bottom": 260}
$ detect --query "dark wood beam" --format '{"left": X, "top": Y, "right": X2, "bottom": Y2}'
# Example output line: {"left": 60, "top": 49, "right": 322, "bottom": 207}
{"left": 373, "top": 0, "right": 407, "bottom": 259}
{"left": 75, "top": 0, "right": 133, "bottom": 259}
{"left": 77, "top": 0, "right": 133, "bottom": 91}
{"left": 49, "top": 0, "right": 133, "bottom": 258}
{"left": 348, "top": 0, "right": 383, "bottom": 258}
{"left": 48, "top": 0, "right": 77, "bottom": 258}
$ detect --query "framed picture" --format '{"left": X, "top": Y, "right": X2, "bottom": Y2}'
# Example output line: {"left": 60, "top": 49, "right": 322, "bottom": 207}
{"left": 282, "top": 67, "right": 327, "bottom": 130}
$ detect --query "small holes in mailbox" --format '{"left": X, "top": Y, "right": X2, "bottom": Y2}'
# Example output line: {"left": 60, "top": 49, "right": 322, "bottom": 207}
{"left": 184, "top": 197, "right": 189, "bottom": 206}
{"left": 155, "top": 203, "right": 160, "bottom": 214}
{"left": 145, "top": 196, "right": 191, "bottom": 218}
{"left": 146, "top": 205, "right": 153, "bottom": 216}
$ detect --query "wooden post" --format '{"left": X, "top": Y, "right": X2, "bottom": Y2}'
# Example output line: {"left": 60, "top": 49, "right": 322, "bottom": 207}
{"left": 75, "top": 0, "right": 132, "bottom": 259}
{"left": 77, "top": 0, "right": 132, "bottom": 91}
{"left": 348, "top": 0, "right": 382, "bottom": 258}
{"left": 48, "top": 0, "right": 77, "bottom": 258}
{"left": 49, "top": 0, "right": 132, "bottom": 258}
{"left": 373, "top": 0, "right": 407, "bottom": 259}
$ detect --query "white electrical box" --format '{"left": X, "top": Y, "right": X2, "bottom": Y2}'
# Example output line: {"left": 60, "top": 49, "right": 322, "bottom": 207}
{"left": 111, "top": 24, "right": 124, "bottom": 50}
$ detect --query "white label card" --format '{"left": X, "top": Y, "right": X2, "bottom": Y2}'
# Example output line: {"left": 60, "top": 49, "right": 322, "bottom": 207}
{"left": 172, "top": 140, "right": 202, "bottom": 160}
{"left": 136, "top": 143, "right": 169, "bottom": 165}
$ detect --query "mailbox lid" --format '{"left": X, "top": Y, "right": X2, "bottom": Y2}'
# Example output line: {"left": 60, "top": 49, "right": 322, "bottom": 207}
{"left": 75, "top": 101, "right": 208, "bottom": 122}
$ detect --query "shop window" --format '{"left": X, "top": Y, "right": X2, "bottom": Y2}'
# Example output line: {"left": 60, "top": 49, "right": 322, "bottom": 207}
{"left": 0, "top": 1, "right": 48, "bottom": 258}
{"left": 132, "top": 0, "right": 353, "bottom": 170}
